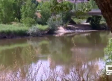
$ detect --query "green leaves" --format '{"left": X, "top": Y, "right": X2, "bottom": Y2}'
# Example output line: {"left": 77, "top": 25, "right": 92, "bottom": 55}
{"left": 37, "top": 2, "right": 51, "bottom": 25}
{"left": 50, "top": 1, "right": 73, "bottom": 14}
{"left": 0, "top": 0, "right": 15, "bottom": 23}
{"left": 74, "top": 1, "right": 93, "bottom": 17}
{"left": 47, "top": 15, "right": 63, "bottom": 31}
{"left": 21, "top": 0, "right": 37, "bottom": 26}
{"left": 105, "top": 39, "right": 112, "bottom": 65}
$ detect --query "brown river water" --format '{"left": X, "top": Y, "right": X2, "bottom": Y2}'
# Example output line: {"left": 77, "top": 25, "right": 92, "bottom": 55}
{"left": 0, "top": 31, "right": 112, "bottom": 81}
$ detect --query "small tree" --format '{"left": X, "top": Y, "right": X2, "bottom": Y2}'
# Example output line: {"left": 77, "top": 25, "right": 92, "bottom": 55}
{"left": 37, "top": 2, "right": 51, "bottom": 25}
{"left": 21, "top": 0, "right": 37, "bottom": 27}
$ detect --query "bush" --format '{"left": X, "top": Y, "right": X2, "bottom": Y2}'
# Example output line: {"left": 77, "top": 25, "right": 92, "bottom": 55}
{"left": 37, "top": 2, "right": 51, "bottom": 25}
{"left": 27, "top": 26, "right": 41, "bottom": 36}
{"left": 47, "top": 15, "right": 63, "bottom": 32}
{"left": 22, "top": 17, "right": 36, "bottom": 27}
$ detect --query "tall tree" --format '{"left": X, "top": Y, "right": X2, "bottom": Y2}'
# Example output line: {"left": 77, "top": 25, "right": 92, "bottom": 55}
{"left": 94, "top": 0, "right": 112, "bottom": 31}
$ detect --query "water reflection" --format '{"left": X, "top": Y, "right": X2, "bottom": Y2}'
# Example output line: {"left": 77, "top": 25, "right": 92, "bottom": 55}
{"left": 0, "top": 31, "right": 110, "bottom": 81}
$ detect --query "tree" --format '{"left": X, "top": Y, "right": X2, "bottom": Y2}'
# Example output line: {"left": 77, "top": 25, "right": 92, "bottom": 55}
{"left": 13, "top": 0, "right": 26, "bottom": 22}
{"left": 21, "top": 0, "right": 37, "bottom": 26}
{"left": 94, "top": 0, "right": 112, "bottom": 31}
{"left": 37, "top": 2, "right": 51, "bottom": 25}
{"left": 0, "top": 0, "right": 14, "bottom": 23}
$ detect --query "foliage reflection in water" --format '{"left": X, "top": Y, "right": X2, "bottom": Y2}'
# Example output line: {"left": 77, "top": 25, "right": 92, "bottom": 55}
{"left": 0, "top": 31, "right": 111, "bottom": 81}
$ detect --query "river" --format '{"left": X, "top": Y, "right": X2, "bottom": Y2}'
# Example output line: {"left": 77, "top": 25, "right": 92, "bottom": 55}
{"left": 0, "top": 31, "right": 111, "bottom": 81}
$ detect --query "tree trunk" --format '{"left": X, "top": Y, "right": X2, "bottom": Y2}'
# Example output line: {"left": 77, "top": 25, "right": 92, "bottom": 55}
{"left": 94, "top": 0, "right": 112, "bottom": 31}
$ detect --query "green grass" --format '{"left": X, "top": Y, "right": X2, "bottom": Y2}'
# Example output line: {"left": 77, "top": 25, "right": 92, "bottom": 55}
{"left": 36, "top": 24, "right": 48, "bottom": 31}
{"left": 0, "top": 24, "right": 48, "bottom": 37}
{"left": 72, "top": 16, "right": 106, "bottom": 25}
{"left": 0, "top": 24, "right": 29, "bottom": 35}
{"left": 100, "top": 17, "right": 106, "bottom": 24}
{"left": 72, "top": 18, "right": 86, "bottom": 24}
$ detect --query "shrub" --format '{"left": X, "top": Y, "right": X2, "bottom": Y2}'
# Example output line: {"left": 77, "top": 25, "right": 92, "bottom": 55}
{"left": 47, "top": 15, "right": 63, "bottom": 32}
{"left": 27, "top": 26, "right": 41, "bottom": 36}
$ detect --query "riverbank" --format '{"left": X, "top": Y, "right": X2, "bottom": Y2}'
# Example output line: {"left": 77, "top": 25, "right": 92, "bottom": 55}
{"left": 54, "top": 23, "right": 109, "bottom": 36}
{"left": 0, "top": 24, "right": 48, "bottom": 39}
{"left": 0, "top": 24, "right": 28, "bottom": 39}
{"left": 0, "top": 23, "right": 109, "bottom": 39}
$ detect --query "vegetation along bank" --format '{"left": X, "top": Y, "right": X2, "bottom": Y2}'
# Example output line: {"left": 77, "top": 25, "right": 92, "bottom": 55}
{"left": 0, "top": 0, "right": 109, "bottom": 39}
